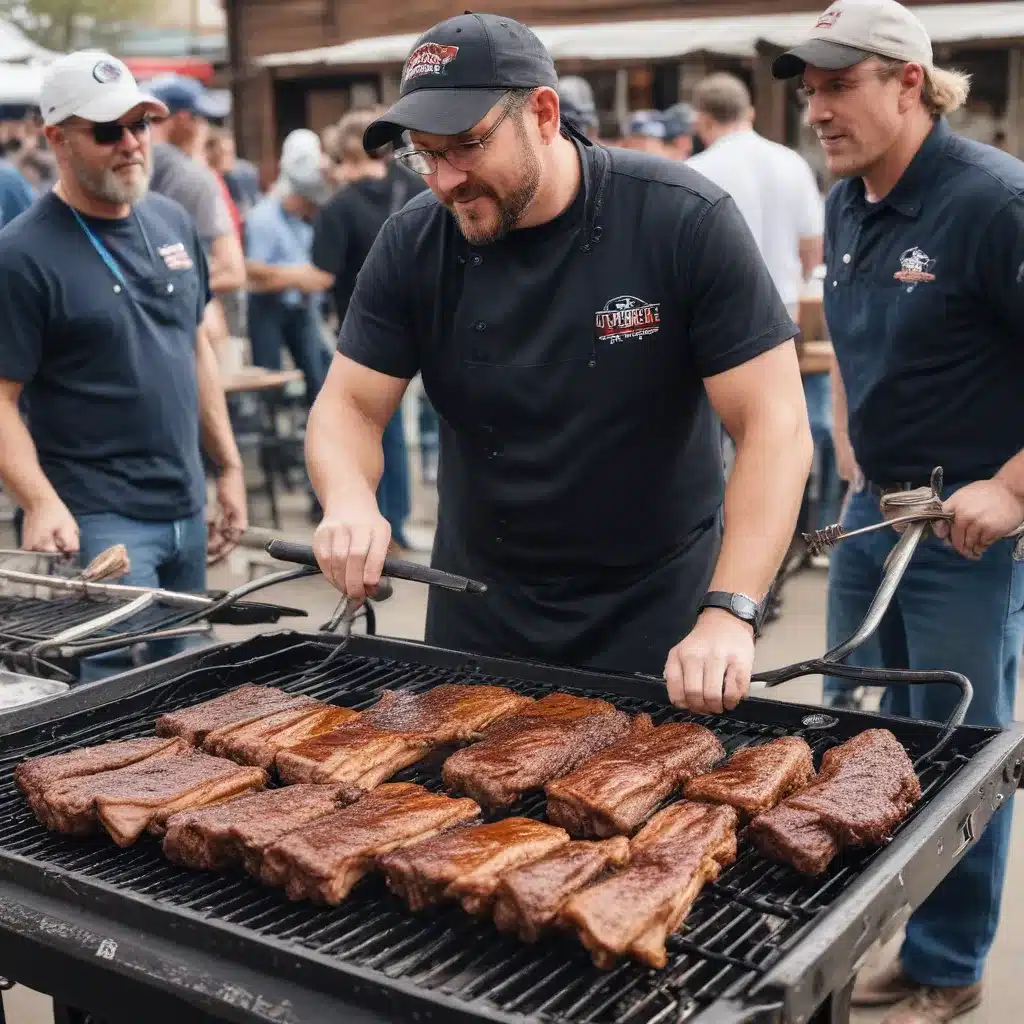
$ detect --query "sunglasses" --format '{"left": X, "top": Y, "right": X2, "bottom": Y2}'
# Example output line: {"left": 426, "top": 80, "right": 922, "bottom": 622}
{"left": 88, "top": 118, "right": 151, "bottom": 146}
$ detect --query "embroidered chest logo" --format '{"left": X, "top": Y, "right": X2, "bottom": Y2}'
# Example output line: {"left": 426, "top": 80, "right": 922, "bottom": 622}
{"left": 893, "top": 247, "right": 936, "bottom": 289}
{"left": 815, "top": 8, "right": 841, "bottom": 29}
{"left": 402, "top": 43, "right": 460, "bottom": 86}
{"left": 595, "top": 295, "right": 661, "bottom": 344}
{"left": 158, "top": 242, "right": 193, "bottom": 271}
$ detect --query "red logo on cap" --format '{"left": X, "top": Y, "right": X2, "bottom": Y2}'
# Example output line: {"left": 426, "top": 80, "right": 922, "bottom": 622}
{"left": 403, "top": 43, "right": 460, "bottom": 85}
{"left": 815, "top": 10, "right": 841, "bottom": 29}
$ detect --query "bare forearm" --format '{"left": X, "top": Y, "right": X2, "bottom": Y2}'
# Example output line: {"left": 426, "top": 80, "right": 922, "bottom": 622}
{"left": 209, "top": 235, "right": 246, "bottom": 293}
{"left": 0, "top": 401, "right": 60, "bottom": 511}
{"left": 830, "top": 354, "right": 849, "bottom": 440}
{"left": 995, "top": 448, "right": 1024, "bottom": 502}
{"left": 306, "top": 394, "right": 385, "bottom": 513}
{"left": 246, "top": 261, "right": 331, "bottom": 294}
{"left": 709, "top": 411, "right": 813, "bottom": 602}
{"left": 196, "top": 330, "right": 242, "bottom": 471}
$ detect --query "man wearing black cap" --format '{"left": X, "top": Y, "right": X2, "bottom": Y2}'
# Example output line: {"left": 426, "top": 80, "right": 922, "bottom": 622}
{"left": 307, "top": 13, "right": 813, "bottom": 715}
{"left": 772, "top": 2, "right": 1024, "bottom": 1020}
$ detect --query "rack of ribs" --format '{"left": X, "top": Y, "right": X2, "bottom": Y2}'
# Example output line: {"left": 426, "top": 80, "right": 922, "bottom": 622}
{"left": 441, "top": 693, "right": 637, "bottom": 809}
{"left": 379, "top": 818, "right": 570, "bottom": 915}
{"left": 275, "top": 684, "right": 532, "bottom": 789}
{"left": 15, "top": 737, "right": 189, "bottom": 818}
{"left": 259, "top": 782, "right": 481, "bottom": 905}
{"left": 162, "top": 783, "right": 361, "bottom": 873}
{"left": 560, "top": 800, "right": 738, "bottom": 969}
{"left": 155, "top": 685, "right": 320, "bottom": 747}
{"left": 545, "top": 718, "right": 725, "bottom": 837}
{"left": 203, "top": 705, "right": 361, "bottom": 769}
{"left": 749, "top": 729, "right": 921, "bottom": 876}
{"left": 683, "top": 736, "right": 814, "bottom": 817}
{"left": 492, "top": 837, "right": 631, "bottom": 943}
{"left": 34, "top": 749, "right": 267, "bottom": 847}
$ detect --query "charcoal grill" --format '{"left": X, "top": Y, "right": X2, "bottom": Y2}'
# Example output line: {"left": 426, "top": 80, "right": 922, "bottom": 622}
{"left": 0, "top": 630, "right": 1019, "bottom": 1024}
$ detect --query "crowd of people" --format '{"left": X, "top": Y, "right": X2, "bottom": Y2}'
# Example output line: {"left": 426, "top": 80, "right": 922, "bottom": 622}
{"left": 0, "top": 2, "right": 1022, "bottom": 1021}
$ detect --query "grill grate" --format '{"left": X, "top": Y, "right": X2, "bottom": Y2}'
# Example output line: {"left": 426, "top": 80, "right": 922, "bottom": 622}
{"left": 0, "top": 639, "right": 987, "bottom": 1024}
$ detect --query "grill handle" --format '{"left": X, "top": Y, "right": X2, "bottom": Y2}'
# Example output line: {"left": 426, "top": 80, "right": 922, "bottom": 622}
{"left": 751, "top": 658, "right": 973, "bottom": 764}
{"left": 265, "top": 540, "right": 488, "bottom": 595}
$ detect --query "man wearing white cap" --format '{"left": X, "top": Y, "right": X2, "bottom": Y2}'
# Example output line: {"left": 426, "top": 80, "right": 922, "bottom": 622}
{"left": 773, "top": 3, "right": 1024, "bottom": 1020}
{"left": 0, "top": 51, "right": 246, "bottom": 676}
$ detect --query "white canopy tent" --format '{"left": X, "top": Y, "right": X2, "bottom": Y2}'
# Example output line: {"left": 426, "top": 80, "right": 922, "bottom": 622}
{"left": 255, "top": 2, "right": 1024, "bottom": 70}
{"left": 0, "top": 19, "right": 56, "bottom": 106}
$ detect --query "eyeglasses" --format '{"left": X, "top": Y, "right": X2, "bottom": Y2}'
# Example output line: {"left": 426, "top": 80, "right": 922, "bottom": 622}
{"left": 89, "top": 118, "right": 152, "bottom": 146}
{"left": 394, "top": 97, "right": 518, "bottom": 176}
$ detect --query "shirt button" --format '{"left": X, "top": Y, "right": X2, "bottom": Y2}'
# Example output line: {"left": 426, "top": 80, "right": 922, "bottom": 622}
{"left": 842, "top": 254, "right": 851, "bottom": 264}
{"left": 167, "top": 283, "right": 175, "bottom": 293}
{"left": 457, "top": 255, "right": 467, "bottom": 265}
{"left": 474, "top": 321, "right": 487, "bottom": 331}
{"left": 832, "top": 280, "right": 838, "bottom": 288}
{"left": 471, "top": 254, "right": 483, "bottom": 266}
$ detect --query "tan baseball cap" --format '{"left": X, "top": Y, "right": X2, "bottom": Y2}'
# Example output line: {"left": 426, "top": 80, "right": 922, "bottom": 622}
{"left": 772, "top": 0, "right": 933, "bottom": 79}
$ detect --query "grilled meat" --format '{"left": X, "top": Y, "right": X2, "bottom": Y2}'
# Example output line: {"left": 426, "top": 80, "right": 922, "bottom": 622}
{"left": 442, "top": 694, "right": 635, "bottom": 808}
{"left": 560, "top": 801, "right": 738, "bottom": 969}
{"left": 203, "top": 705, "right": 361, "bottom": 770}
{"left": 36, "top": 750, "right": 266, "bottom": 847}
{"left": 379, "top": 818, "right": 570, "bottom": 915}
{"left": 259, "top": 782, "right": 481, "bottom": 905}
{"left": 15, "top": 737, "right": 189, "bottom": 817}
{"left": 155, "top": 685, "right": 319, "bottom": 747}
{"left": 545, "top": 718, "right": 725, "bottom": 837}
{"left": 683, "top": 736, "right": 814, "bottom": 817}
{"left": 162, "top": 784, "right": 360, "bottom": 872}
{"left": 493, "top": 837, "right": 631, "bottom": 943}
{"left": 749, "top": 729, "right": 921, "bottom": 876}
{"left": 276, "top": 684, "right": 531, "bottom": 789}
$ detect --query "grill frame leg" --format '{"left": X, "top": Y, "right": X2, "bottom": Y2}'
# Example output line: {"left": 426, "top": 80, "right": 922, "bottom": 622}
{"left": 808, "top": 976, "right": 854, "bottom": 1023}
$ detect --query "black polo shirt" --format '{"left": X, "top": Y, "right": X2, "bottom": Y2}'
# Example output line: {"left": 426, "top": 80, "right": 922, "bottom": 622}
{"left": 824, "top": 118, "right": 1024, "bottom": 485}
{"left": 339, "top": 141, "right": 796, "bottom": 576}
{"left": 0, "top": 191, "right": 210, "bottom": 521}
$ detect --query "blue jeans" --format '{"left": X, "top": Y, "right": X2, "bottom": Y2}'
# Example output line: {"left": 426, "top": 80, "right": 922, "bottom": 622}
{"left": 825, "top": 488, "right": 1024, "bottom": 986}
{"left": 803, "top": 373, "right": 842, "bottom": 531}
{"left": 247, "top": 294, "right": 328, "bottom": 405}
{"left": 76, "top": 511, "right": 208, "bottom": 682}
{"left": 378, "top": 406, "right": 411, "bottom": 545}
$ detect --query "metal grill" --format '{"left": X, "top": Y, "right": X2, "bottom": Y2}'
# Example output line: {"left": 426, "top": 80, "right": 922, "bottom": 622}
{"left": 0, "top": 633, "right": 1007, "bottom": 1024}
{"left": 0, "top": 594, "right": 194, "bottom": 643}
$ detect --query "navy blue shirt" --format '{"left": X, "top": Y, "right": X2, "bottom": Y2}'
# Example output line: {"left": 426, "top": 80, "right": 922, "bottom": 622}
{"left": 340, "top": 141, "right": 796, "bottom": 572}
{"left": 0, "top": 191, "right": 211, "bottom": 520}
{"left": 824, "top": 118, "right": 1024, "bottom": 484}
{"left": 0, "top": 161, "right": 34, "bottom": 227}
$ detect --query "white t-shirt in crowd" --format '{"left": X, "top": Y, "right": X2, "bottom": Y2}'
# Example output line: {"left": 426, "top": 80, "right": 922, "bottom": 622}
{"left": 687, "top": 129, "right": 824, "bottom": 310}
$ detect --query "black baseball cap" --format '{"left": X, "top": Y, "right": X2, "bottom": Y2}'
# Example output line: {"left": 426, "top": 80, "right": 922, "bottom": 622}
{"left": 364, "top": 12, "right": 579, "bottom": 153}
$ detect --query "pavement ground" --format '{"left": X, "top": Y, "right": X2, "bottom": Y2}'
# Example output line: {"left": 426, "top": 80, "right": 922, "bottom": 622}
{"left": 3, "top": 488, "right": 1022, "bottom": 1023}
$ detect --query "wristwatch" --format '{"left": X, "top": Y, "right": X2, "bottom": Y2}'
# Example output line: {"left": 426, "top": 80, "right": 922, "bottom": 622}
{"left": 698, "top": 591, "right": 763, "bottom": 636}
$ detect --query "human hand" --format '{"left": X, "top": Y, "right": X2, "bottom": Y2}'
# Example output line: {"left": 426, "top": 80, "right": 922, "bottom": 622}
{"left": 22, "top": 498, "right": 79, "bottom": 555}
{"left": 664, "top": 609, "right": 756, "bottom": 715}
{"left": 312, "top": 495, "right": 391, "bottom": 601}
{"left": 207, "top": 465, "right": 248, "bottom": 565}
{"left": 834, "top": 433, "right": 863, "bottom": 491}
{"left": 935, "top": 479, "right": 1024, "bottom": 559}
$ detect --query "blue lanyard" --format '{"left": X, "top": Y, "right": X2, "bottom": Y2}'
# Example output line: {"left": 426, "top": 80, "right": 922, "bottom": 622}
{"left": 70, "top": 207, "right": 128, "bottom": 291}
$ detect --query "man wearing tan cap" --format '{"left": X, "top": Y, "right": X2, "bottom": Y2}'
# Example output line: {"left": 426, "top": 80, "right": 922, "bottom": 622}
{"left": 774, "top": 2, "right": 1024, "bottom": 1021}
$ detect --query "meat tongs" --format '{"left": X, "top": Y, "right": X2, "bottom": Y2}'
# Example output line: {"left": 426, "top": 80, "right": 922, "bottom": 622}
{"left": 264, "top": 539, "right": 488, "bottom": 594}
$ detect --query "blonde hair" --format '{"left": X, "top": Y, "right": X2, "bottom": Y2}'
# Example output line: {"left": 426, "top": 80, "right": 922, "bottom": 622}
{"left": 692, "top": 72, "right": 753, "bottom": 125}
{"left": 334, "top": 106, "right": 387, "bottom": 161}
{"left": 876, "top": 58, "right": 972, "bottom": 117}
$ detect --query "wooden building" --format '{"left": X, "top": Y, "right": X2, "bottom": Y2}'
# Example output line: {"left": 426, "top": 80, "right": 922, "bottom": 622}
{"left": 222, "top": 0, "right": 1024, "bottom": 180}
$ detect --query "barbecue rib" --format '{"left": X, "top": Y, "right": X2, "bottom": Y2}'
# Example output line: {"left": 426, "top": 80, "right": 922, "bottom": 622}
{"left": 441, "top": 693, "right": 636, "bottom": 808}
{"left": 749, "top": 729, "right": 921, "bottom": 876}
{"left": 203, "top": 705, "right": 361, "bottom": 770}
{"left": 162, "top": 784, "right": 361, "bottom": 872}
{"left": 545, "top": 718, "right": 725, "bottom": 837}
{"left": 155, "top": 685, "right": 320, "bottom": 747}
{"left": 493, "top": 837, "right": 631, "bottom": 943}
{"left": 259, "top": 782, "right": 481, "bottom": 904}
{"left": 36, "top": 750, "right": 267, "bottom": 846}
{"left": 560, "top": 801, "right": 738, "bottom": 969}
{"left": 276, "top": 684, "right": 532, "bottom": 789}
{"left": 379, "top": 818, "right": 571, "bottom": 915}
{"left": 15, "top": 737, "right": 189, "bottom": 817}
{"left": 683, "top": 736, "right": 814, "bottom": 817}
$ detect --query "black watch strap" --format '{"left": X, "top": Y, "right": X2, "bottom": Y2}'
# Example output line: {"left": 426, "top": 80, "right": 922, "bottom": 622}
{"left": 699, "top": 590, "right": 763, "bottom": 636}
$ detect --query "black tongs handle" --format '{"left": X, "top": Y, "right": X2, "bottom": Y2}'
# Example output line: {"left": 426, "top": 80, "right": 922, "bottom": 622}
{"left": 265, "top": 540, "right": 488, "bottom": 594}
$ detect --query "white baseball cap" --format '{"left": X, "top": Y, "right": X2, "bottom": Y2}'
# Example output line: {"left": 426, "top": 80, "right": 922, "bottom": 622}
{"left": 40, "top": 50, "right": 169, "bottom": 126}
{"left": 277, "top": 129, "right": 329, "bottom": 203}
{"left": 772, "top": 0, "right": 933, "bottom": 79}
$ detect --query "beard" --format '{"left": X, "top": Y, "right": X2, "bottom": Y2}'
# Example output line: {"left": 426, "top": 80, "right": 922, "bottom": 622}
{"left": 70, "top": 149, "right": 150, "bottom": 206}
{"left": 446, "top": 118, "right": 541, "bottom": 245}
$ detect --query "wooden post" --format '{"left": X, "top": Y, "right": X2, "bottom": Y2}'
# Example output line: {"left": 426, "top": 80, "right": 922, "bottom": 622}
{"left": 678, "top": 54, "right": 709, "bottom": 101}
{"left": 753, "top": 40, "right": 789, "bottom": 144}
{"left": 1006, "top": 47, "right": 1023, "bottom": 159}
